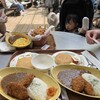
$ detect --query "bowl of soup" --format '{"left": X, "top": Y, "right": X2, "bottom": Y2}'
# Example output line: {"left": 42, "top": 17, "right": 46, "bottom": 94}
{"left": 5, "top": 32, "right": 32, "bottom": 48}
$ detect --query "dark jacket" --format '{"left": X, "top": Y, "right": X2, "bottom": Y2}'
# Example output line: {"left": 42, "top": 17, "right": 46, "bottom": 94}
{"left": 59, "top": 0, "right": 94, "bottom": 31}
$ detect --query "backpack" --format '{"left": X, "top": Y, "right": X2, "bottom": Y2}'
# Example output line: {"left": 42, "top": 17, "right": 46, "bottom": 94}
{"left": 59, "top": 0, "right": 94, "bottom": 31}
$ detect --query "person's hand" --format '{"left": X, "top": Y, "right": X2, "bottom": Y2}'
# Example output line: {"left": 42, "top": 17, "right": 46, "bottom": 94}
{"left": 85, "top": 29, "right": 100, "bottom": 44}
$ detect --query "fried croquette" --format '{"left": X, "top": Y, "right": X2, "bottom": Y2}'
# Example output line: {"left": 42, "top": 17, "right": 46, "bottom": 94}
{"left": 6, "top": 73, "right": 35, "bottom": 100}
{"left": 72, "top": 76, "right": 85, "bottom": 92}
{"left": 55, "top": 53, "right": 72, "bottom": 65}
{"left": 17, "top": 74, "right": 35, "bottom": 87}
{"left": 71, "top": 76, "right": 94, "bottom": 95}
{"left": 84, "top": 80, "right": 95, "bottom": 95}
{"left": 6, "top": 82, "right": 28, "bottom": 100}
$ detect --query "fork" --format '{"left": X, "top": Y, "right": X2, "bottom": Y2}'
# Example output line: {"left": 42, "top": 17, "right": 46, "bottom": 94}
{"left": 84, "top": 56, "right": 98, "bottom": 69}
{"left": 57, "top": 86, "right": 69, "bottom": 100}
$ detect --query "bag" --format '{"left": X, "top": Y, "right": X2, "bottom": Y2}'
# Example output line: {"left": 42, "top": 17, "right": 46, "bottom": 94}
{"left": 59, "top": 0, "right": 94, "bottom": 31}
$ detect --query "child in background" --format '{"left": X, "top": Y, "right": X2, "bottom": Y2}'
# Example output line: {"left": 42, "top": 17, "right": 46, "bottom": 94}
{"left": 65, "top": 14, "right": 79, "bottom": 33}
{"left": 65, "top": 14, "right": 89, "bottom": 36}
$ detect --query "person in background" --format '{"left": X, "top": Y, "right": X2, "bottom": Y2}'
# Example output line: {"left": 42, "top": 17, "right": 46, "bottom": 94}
{"left": 85, "top": 29, "right": 100, "bottom": 44}
{"left": 5, "top": 0, "right": 25, "bottom": 16}
{"left": 64, "top": 14, "right": 90, "bottom": 36}
{"left": 64, "top": 14, "right": 79, "bottom": 33}
{"left": 0, "top": 2, "right": 7, "bottom": 36}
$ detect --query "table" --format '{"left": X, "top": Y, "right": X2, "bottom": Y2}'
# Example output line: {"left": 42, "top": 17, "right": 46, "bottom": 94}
{"left": 0, "top": 31, "right": 100, "bottom": 100}
{"left": 51, "top": 31, "right": 100, "bottom": 60}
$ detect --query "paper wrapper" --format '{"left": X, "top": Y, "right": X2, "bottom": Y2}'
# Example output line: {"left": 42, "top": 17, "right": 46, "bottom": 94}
{"left": 27, "top": 26, "right": 54, "bottom": 46}
{"left": 27, "top": 29, "right": 48, "bottom": 46}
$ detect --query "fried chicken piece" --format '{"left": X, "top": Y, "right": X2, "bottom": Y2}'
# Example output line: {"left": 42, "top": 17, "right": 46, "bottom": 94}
{"left": 71, "top": 76, "right": 85, "bottom": 92}
{"left": 17, "top": 74, "right": 35, "bottom": 87}
{"left": 6, "top": 82, "right": 28, "bottom": 100}
{"left": 84, "top": 80, "right": 95, "bottom": 96}
{"left": 34, "top": 26, "right": 45, "bottom": 35}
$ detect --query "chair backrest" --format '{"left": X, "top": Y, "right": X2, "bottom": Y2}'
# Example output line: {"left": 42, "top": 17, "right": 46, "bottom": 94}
{"left": 59, "top": 0, "right": 94, "bottom": 31}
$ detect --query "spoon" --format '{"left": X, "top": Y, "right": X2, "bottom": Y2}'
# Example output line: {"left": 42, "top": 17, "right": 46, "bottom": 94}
{"left": 44, "top": 25, "right": 55, "bottom": 36}
{"left": 34, "top": 25, "right": 55, "bottom": 41}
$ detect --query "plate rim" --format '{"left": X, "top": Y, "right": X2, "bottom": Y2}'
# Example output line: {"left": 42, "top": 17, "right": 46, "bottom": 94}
{"left": 51, "top": 64, "right": 100, "bottom": 98}
{"left": 52, "top": 51, "right": 88, "bottom": 66}
{"left": 0, "top": 67, "right": 61, "bottom": 100}
{"left": 9, "top": 52, "right": 39, "bottom": 67}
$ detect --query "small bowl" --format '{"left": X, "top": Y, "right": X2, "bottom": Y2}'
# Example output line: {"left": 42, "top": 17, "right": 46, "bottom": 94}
{"left": 31, "top": 54, "right": 55, "bottom": 71}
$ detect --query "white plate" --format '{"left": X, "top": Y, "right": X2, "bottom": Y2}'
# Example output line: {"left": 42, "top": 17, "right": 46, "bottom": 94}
{"left": 10, "top": 52, "right": 38, "bottom": 67}
{"left": 0, "top": 42, "right": 16, "bottom": 52}
{"left": 52, "top": 51, "right": 88, "bottom": 66}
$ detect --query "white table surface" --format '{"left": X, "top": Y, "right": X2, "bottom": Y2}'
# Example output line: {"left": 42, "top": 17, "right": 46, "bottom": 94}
{"left": 51, "top": 31, "right": 100, "bottom": 60}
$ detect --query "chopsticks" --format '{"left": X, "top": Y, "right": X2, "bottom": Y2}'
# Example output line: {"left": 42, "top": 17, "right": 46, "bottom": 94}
{"left": 92, "top": 38, "right": 100, "bottom": 44}
{"left": 57, "top": 86, "right": 69, "bottom": 100}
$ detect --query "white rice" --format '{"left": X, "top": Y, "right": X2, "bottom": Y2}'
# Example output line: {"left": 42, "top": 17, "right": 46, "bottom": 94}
{"left": 82, "top": 73, "right": 100, "bottom": 96}
{"left": 27, "top": 78, "right": 48, "bottom": 100}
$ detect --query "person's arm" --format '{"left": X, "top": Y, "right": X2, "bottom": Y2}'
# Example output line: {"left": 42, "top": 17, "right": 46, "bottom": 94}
{"left": 85, "top": 29, "right": 100, "bottom": 44}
